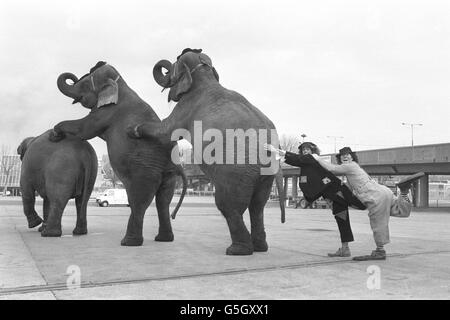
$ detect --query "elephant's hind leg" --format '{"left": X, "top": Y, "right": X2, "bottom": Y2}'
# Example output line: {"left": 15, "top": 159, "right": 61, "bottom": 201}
{"left": 248, "top": 175, "right": 274, "bottom": 252}
{"left": 154, "top": 172, "right": 176, "bottom": 242}
{"left": 41, "top": 198, "right": 69, "bottom": 237}
{"left": 21, "top": 186, "right": 43, "bottom": 229}
{"left": 73, "top": 196, "right": 88, "bottom": 235}
{"left": 121, "top": 177, "right": 160, "bottom": 246}
{"left": 38, "top": 197, "right": 50, "bottom": 232}
{"left": 215, "top": 189, "right": 253, "bottom": 255}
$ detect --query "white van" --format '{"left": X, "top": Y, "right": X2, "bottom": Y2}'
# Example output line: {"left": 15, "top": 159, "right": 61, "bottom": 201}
{"left": 96, "top": 189, "right": 129, "bottom": 207}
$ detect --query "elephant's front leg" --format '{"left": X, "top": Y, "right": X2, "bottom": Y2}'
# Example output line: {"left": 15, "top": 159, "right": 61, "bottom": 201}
{"left": 52, "top": 115, "right": 105, "bottom": 141}
{"left": 21, "top": 187, "right": 43, "bottom": 229}
{"left": 154, "top": 174, "right": 176, "bottom": 242}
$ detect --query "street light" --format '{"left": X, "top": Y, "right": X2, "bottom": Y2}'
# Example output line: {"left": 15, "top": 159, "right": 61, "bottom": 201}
{"left": 402, "top": 122, "right": 423, "bottom": 160}
{"left": 300, "top": 134, "right": 307, "bottom": 143}
{"left": 401, "top": 122, "right": 423, "bottom": 147}
{"left": 327, "top": 135, "right": 344, "bottom": 153}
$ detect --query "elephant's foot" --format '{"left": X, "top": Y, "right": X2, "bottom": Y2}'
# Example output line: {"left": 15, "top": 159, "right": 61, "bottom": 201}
{"left": 121, "top": 236, "right": 144, "bottom": 246}
{"left": 155, "top": 232, "right": 174, "bottom": 242}
{"left": 252, "top": 239, "right": 268, "bottom": 252}
{"left": 72, "top": 226, "right": 88, "bottom": 236}
{"left": 41, "top": 228, "right": 62, "bottom": 237}
{"left": 225, "top": 243, "right": 254, "bottom": 256}
{"left": 27, "top": 215, "right": 43, "bottom": 229}
{"left": 38, "top": 223, "right": 47, "bottom": 232}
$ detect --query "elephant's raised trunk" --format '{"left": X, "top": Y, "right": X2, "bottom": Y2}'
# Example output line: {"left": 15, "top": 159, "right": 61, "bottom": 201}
{"left": 153, "top": 60, "right": 173, "bottom": 88}
{"left": 57, "top": 73, "right": 80, "bottom": 100}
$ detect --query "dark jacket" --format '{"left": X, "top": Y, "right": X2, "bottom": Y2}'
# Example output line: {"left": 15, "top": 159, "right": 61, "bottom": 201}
{"left": 284, "top": 152, "right": 366, "bottom": 209}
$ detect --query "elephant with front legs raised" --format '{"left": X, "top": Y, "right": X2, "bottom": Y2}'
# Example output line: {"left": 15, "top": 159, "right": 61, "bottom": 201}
{"left": 51, "top": 61, "right": 187, "bottom": 246}
{"left": 128, "top": 48, "right": 285, "bottom": 255}
{"left": 17, "top": 130, "right": 97, "bottom": 236}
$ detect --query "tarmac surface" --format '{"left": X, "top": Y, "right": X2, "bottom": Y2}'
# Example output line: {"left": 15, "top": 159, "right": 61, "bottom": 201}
{"left": 0, "top": 196, "right": 449, "bottom": 300}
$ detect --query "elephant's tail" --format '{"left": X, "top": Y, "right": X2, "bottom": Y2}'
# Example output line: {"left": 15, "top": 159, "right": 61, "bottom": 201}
{"left": 80, "top": 149, "right": 98, "bottom": 217}
{"left": 275, "top": 168, "right": 286, "bottom": 223}
{"left": 171, "top": 165, "right": 187, "bottom": 219}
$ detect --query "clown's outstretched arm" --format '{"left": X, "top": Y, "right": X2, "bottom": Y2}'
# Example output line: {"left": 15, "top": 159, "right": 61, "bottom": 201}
{"left": 311, "top": 154, "right": 350, "bottom": 175}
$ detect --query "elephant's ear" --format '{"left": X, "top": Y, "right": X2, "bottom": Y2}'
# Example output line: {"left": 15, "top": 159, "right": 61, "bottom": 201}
{"left": 212, "top": 67, "right": 219, "bottom": 82}
{"left": 17, "top": 141, "right": 28, "bottom": 160}
{"left": 97, "top": 77, "right": 119, "bottom": 108}
{"left": 17, "top": 143, "right": 24, "bottom": 160}
{"left": 174, "top": 62, "right": 193, "bottom": 98}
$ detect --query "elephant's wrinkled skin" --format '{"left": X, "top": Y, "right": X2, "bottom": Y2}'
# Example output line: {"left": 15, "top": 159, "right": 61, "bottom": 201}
{"left": 129, "top": 49, "right": 285, "bottom": 255}
{"left": 52, "top": 62, "right": 187, "bottom": 246}
{"left": 17, "top": 130, "right": 97, "bottom": 236}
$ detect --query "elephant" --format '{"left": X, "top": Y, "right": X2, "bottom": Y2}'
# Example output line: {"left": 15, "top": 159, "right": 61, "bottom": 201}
{"left": 51, "top": 61, "right": 187, "bottom": 246}
{"left": 127, "top": 48, "right": 285, "bottom": 255}
{"left": 17, "top": 130, "right": 98, "bottom": 236}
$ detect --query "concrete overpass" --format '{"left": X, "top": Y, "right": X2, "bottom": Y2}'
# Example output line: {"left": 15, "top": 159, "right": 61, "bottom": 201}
{"left": 181, "top": 143, "right": 450, "bottom": 207}
{"left": 281, "top": 143, "right": 450, "bottom": 208}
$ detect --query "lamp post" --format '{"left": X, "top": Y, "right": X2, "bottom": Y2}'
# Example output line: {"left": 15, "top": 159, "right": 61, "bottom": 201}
{"left": 402, "top": 122, "right": 423, "bottom": 160}
{"left": 327, "top": 135, "right": 344, "bottom": 153}
{"left": 301, "top": 134, "right": 307, "bottom": 143}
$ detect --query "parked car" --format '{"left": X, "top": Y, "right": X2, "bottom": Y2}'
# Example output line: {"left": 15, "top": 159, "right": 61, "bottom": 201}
{"left": 294, "top": 196, "right": 331, "bottom": 209}
{"left": 96, "top": 189, "right": 129, "bottom": 207}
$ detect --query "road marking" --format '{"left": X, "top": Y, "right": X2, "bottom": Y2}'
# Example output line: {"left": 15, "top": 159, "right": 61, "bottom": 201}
{"left": 0, "top": 249, "right": 449, "bottom": 297}
{"left": 61, "top": 233, "right": 104, "bottom": 238}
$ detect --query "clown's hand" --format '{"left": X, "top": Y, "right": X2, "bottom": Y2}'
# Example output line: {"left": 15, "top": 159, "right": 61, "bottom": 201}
{"left": 263, "top": 143, "right": 277, "bottom": 153}
{"left": 264, "top": 144, "right": 286, "bottom": 156}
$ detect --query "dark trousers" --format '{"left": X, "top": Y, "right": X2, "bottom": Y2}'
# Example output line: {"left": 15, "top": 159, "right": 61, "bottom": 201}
{"left": 324, "top": 184, "right": 364, "bottom": 244}
{"left": 331, "top": 201, "right": 354, "bottom": 243}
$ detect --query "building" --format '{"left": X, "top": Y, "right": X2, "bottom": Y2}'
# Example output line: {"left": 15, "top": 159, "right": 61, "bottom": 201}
{"left": 0, "top": 154, "right": 21, "bottom": 196}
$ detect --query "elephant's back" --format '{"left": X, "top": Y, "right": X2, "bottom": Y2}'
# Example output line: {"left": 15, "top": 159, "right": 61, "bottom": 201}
{"left": 24, "top": 130, "right": 97, "bottom": 174}
{"left": 201, "top": 86, "right": 276, "bottom": 129}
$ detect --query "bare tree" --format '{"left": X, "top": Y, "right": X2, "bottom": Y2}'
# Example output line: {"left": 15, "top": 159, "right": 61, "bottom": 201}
{"left": 0, "top": 144, "right": 19, "bottom": 195}
{"left": 279, "top": 134, "right": 300, "bottom": 153}
{"left": 101, "top": 155, "right": 121, "bottom": 188}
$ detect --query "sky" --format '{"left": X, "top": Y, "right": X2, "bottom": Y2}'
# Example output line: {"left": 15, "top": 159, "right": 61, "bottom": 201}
{"left": 1, "top": 0, "right": 449, "bottom": 157}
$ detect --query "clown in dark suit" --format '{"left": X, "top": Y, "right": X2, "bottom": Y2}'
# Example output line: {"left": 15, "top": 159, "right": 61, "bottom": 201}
{"left": 265, "top": 142, "right": 366, "bottom": 257}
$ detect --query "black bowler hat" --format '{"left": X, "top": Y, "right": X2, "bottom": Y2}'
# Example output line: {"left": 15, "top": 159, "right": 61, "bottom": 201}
{"left": 336, "top": 146, "right": 359, "bottom": 163}
{"left": 298, "top": 142, "right": 320, "bottom": 155}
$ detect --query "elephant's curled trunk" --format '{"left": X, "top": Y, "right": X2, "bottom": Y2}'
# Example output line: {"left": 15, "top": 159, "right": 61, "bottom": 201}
{"left": 57, "top": 73, "right": 79, "bottom": 99}
{"left": 153, "top": 60, "right": 173, "bottom": 88}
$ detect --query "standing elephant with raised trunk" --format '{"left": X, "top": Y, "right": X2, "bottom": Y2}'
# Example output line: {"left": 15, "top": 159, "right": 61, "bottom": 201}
{"left": 51, "top": 61, "right": 187, "bottom": 246}
{"left": 17, "top": 130, "right": 97, "bottom": 236}
{"left": 128, "top": 49, "right": 285, "bottom": 255}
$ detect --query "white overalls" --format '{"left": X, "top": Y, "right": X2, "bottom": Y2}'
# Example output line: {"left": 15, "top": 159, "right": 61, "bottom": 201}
{"left": 338, "top": 163, "right": 411, "bottom": 246}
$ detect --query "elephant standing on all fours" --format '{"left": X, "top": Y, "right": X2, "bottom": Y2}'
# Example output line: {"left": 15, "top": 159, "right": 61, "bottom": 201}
{"left": 50, "top": 61, "right": 187, "bottom": 246}
{"left": 17, "top": 130, "right": 98, "bottom": 236}
{"left": 127, "top": 48, "right": 285, "bottom": 256}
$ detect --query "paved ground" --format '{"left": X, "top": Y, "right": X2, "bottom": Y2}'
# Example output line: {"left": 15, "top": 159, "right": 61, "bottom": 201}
{"left": 0, "top": 196, "right": 449, "bottom": 300}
